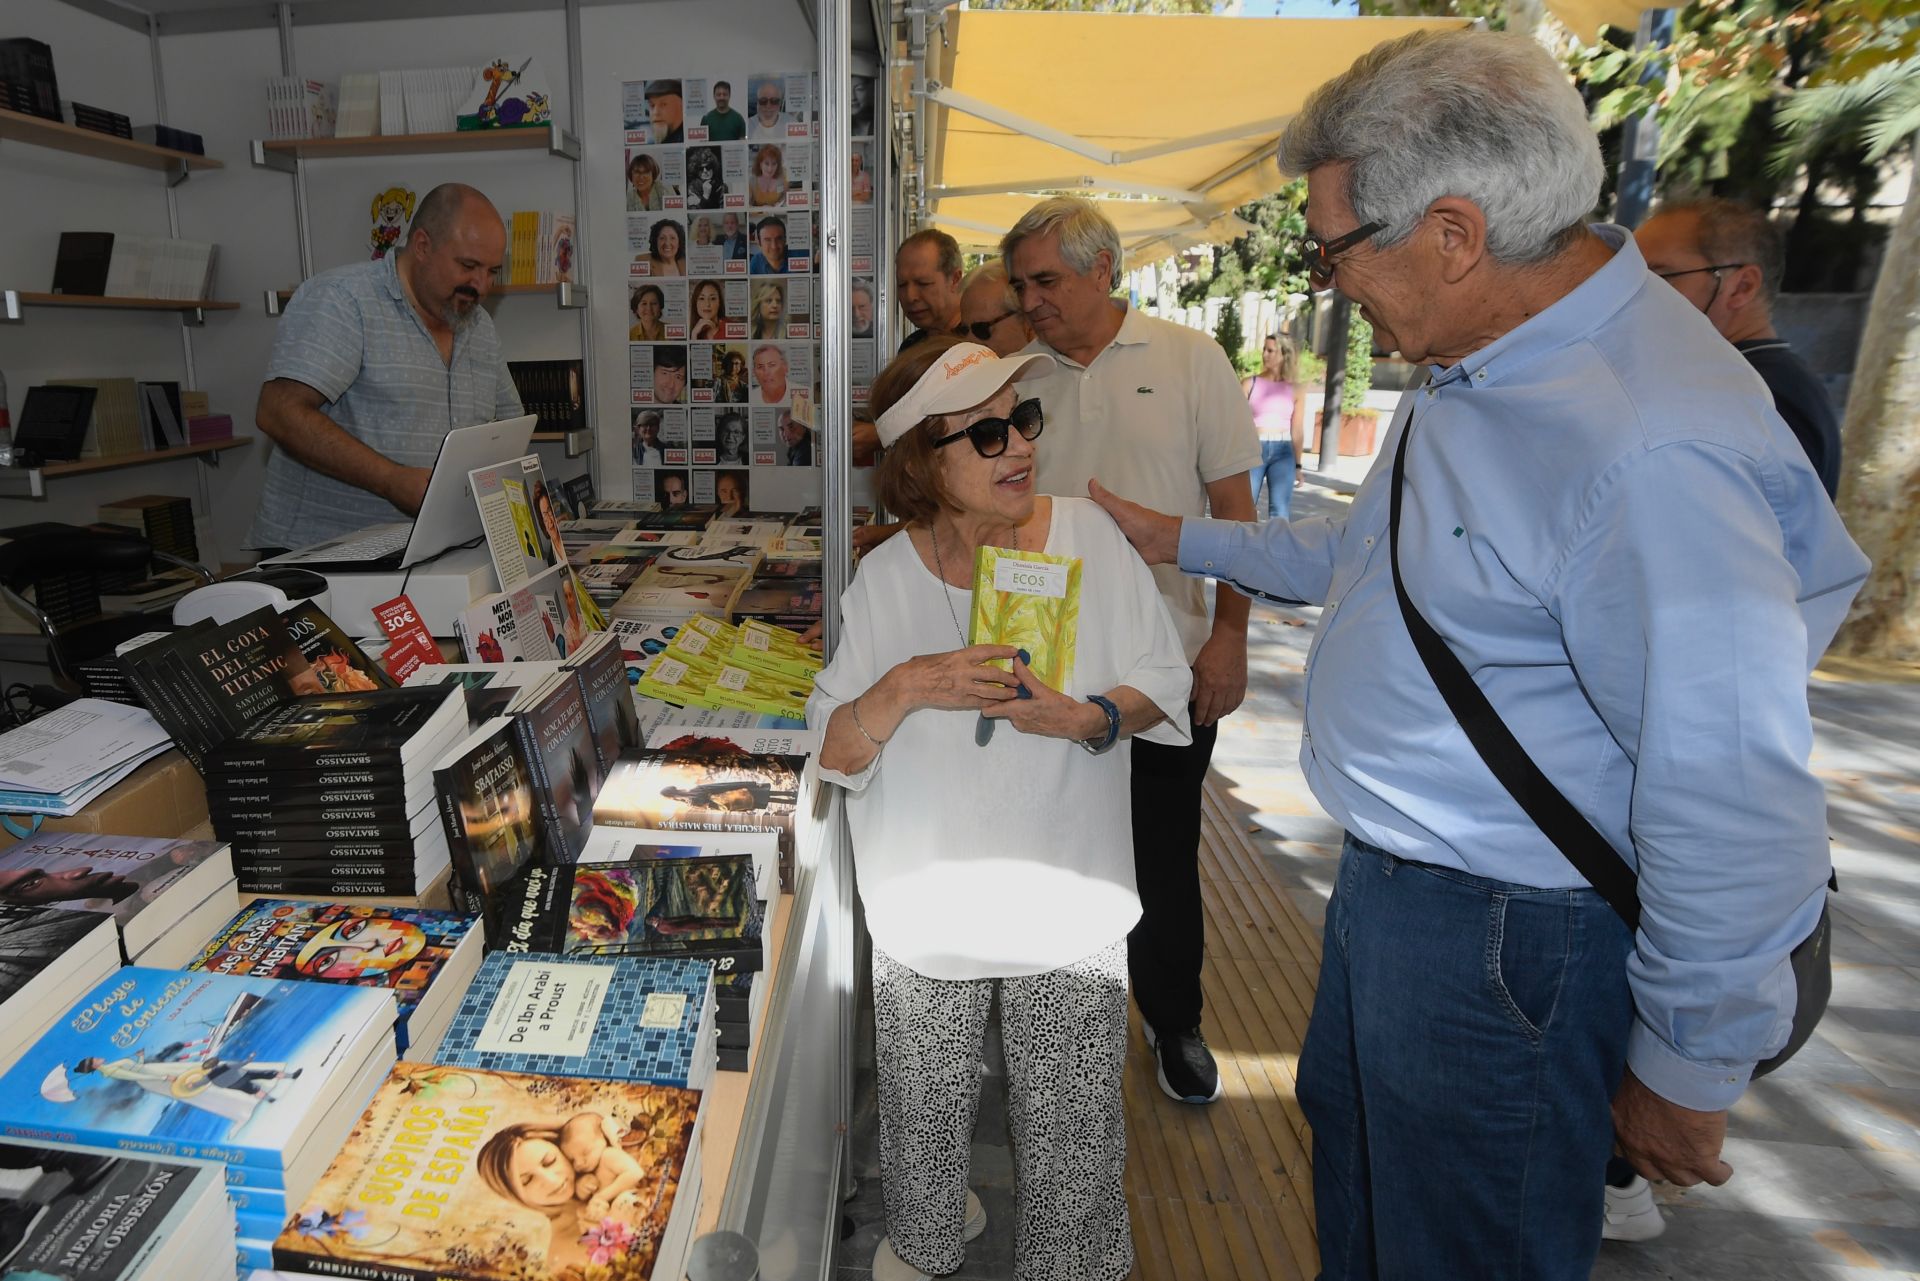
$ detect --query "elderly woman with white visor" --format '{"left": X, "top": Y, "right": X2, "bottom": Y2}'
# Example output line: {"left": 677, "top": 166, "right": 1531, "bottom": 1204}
{"left": 810, "top": 334, "right": 1191, "bottom": 1281}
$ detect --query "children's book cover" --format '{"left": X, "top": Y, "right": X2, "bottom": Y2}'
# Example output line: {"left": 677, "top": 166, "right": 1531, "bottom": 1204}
{"left": 272, "top": 1062, "right": 699, "bottom": 1280}
{"left": 0, "top": 967, "right": 392, "bottom": 1166}
{"left": 190, "top": 901, "right": 477, "bottom": 1025}
{"left": 436, "top": 953, "right": 712, "bottom": 1088}
{"left": 967, "top": 545, "right": 1082, "bottom": 692}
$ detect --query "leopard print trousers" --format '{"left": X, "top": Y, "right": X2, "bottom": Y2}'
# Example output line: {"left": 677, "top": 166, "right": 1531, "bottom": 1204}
{"left": 872, "top": 939, "right": 1133, "bottom": 1281}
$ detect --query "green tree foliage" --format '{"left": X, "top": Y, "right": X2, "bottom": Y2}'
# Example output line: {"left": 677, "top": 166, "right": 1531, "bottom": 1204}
{"left": 1176, "top": 180, "right": 1310, "bottom": 307}
{"left": 1212, "top": 300, "right": 1246, "bottom": 367}
{"left": 1344, "top": 314, "right": 1376, "bottom": 414}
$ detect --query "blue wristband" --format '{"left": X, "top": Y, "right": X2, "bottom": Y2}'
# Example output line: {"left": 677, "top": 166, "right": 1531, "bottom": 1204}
{"left": 1080, "top": 693, "right": 1122, "bottom": 755}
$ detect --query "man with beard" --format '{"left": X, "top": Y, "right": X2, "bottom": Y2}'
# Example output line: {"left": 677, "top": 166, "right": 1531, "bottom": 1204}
{"left": 249, "top": 183, "right": 522, "bottom": 551}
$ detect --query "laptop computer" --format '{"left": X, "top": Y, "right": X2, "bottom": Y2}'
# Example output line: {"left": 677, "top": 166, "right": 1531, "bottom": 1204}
{"left": 264, "top": 415, "right": 537, "bottom": 572}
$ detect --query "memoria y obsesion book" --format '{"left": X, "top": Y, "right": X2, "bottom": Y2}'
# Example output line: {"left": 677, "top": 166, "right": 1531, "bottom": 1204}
{"left": 271, "top": 1061, "right": 702, "bottom": 1281}
{"left": 0, "top": 1139, "right": 233, "bottom": 1281}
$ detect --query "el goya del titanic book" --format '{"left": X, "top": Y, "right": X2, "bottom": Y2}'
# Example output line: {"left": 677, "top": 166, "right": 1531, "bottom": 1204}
{"left": 967, "top": 543, "right": 1082, "bottom": 691}
{"left": 271, "top": 1061, "right": 700, "bottom": 1281}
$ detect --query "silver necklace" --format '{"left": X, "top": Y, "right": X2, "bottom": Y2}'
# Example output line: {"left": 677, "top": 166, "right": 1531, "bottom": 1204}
{"left": 931, "top": 516, "right": 1019, "bottom": 747}
{"left": 929, "top": 516, "right": 1017, "bottom": 644}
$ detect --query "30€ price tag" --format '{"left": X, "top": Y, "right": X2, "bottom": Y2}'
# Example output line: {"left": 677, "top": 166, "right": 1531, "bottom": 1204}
{"left": 371, "top": 594, "right": 442, "bottom": 681}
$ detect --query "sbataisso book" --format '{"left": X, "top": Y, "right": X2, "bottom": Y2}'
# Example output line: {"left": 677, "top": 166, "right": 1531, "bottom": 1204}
{"left": 189, "top": 901, "right": 480, "bottom": 1053}
{"left": 435, "top": 952, "right": 714, "bottom": 1090}
{"left": 967, "top": 544, "right": 1083, "bottom": 691}
{"left": 0, "top": 967, "right": 395, "bottom": 1174}
{"left": 271, "top": 1061, "right": 702, "bottom": 1281}
{"left": 205, "top": 687, "right": 465, "bottom": 773}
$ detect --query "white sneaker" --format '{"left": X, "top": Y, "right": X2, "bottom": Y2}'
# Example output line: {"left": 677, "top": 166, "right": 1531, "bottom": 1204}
{"left": 872, "top": 1192, "right": 987, "bottom": 1280}
{"left": 1602, "top": 1175, "right": 1666, "bottom": 1242}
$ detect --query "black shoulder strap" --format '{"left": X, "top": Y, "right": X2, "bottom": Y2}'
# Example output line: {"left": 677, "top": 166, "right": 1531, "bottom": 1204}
{"left": 1386, "top": 410, "right": 1642, "bottom": 932}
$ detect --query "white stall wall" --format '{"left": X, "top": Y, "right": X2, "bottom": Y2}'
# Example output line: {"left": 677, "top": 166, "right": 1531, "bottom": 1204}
{"left": 0, "top": 0, "right": 253, "bottom": 575}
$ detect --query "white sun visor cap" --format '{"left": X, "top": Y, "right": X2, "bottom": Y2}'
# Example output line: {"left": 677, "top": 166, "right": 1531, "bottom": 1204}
{"left": 873, "top": 343, "right": 1057, "bottom": 448}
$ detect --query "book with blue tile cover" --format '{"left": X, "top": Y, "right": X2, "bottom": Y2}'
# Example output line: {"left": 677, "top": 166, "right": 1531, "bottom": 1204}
{"left": 434, "top": 952, "right": 715, "bottom": 1091}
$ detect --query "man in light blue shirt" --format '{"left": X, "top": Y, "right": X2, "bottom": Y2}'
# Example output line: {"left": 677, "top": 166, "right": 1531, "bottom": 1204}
{"left": 1093, "top": 29, "right": 1867, "bottom": 1281}
{"left": 248, "top": 183, "right": 522, "bottom": 551}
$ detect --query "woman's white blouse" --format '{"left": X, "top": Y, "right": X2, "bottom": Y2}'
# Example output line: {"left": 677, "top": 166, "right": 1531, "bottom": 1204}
{"left": 808, "top": 498, "right": 1192, "bottom": 980}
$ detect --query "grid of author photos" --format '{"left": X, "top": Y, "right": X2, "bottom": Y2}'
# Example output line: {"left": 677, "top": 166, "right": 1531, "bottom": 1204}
{"left": 627, "top": 71, "right": 837, "bottom": 514}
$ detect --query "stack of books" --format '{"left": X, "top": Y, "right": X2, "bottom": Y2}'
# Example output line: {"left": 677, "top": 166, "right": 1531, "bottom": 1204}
{"left": 262, "top": 75, "right": 334, "bottom": 139}
{"left": 189, "top": 899, "right": 485, "bottom": 1059}
{"left": 506, "top": 211, "right": 577, "bottom": 285}
{"left": 44, "top": 377, "right": 144, "bottom": 457}
{"left": 66, "top": 99, "right": 132, "bottom": 138}
{"left": 0, "top": 966, "right": 401, "bottom": 1274}
{"left": 0, "top": 833, "right": 239, "bottom": 971}
{"left": 506, "top": 358, "right": 585, "bottom": 433}
{"left": 626, "top": 615, "right": 817, "bottom": 728}
{"left": 0, "top": 902, "right": 120, "bottom": 1076}
{"left": 49, "top": 232, "right": 218, "bottom": 302}
{"left": 270, "top": 1060, "right": 705, "bottom": 1281}
{"left": 205, "top": 687, "right": 469, "bottom": 900}
{"left": 333, "top": 71, "right": 380, "bottom": 137}
{"left": 0, "top": 1140, "right": 237, "bottom": 1279}
{"left": 0, "top": 37, "right": 60, "bottom": 121}
{"left": 594, "top": 736, "right": 804, "bottom": 895}
{"left": 97, "top": 491, "right": 199, "bottom": 564}
{"left": 132, "top": 122, "right": 206, "bottom": 154}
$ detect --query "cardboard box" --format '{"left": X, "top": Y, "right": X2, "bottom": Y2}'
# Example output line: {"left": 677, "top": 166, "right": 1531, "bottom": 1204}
{"left": 0, "top": 749, "right": 208, "bottom": 849}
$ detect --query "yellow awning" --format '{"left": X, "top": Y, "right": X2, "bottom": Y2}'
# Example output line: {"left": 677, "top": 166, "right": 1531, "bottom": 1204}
{"left": 1543, "top": 0, "right": 1673, "bottom": 40}
{"left": 920, "top": 10, "right": 1469, "bottom": 266}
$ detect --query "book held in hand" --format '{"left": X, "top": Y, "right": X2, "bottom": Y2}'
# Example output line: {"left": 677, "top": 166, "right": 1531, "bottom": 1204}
{"left": 968, "top": 544, "right": 1082, "bottom": 691}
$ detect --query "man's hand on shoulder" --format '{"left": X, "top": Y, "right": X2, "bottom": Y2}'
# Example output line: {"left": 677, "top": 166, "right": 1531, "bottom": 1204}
{"left": 1088, "top": 478, "right": 1181, "bottom": 565}
{"left": 1612, "top": 1067, "right": 1734, "bottom": 1188}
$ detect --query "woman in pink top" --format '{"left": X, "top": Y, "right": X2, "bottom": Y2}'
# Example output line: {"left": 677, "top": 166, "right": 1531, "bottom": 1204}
{"left": 1243, "top": 333, "right": 1308, "bottom": 520}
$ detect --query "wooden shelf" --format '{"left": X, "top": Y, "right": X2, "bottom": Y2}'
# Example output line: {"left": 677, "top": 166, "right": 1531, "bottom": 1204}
{"left": 252, "top": 123, "right": 578, "bottom": 166}
{"left": 9, "top": 292, "right": 239, "bottom": 313}
{"left": 0, "top": 106, "right": 221, "bottom": 175}
{"left": 41, "top": 437, "right": 252, "bottom": 479}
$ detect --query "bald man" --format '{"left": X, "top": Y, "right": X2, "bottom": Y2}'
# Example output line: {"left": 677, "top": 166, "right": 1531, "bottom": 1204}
{"left": 249, "top": 182, "right": 524, "bottom": 552}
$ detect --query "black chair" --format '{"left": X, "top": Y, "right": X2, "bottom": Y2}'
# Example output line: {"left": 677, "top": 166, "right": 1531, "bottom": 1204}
{"left": 0, "top": 522, "right": 213, "bottom": 696}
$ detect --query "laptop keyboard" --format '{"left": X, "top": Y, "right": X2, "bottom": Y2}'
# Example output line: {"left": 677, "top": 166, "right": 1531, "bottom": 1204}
{"left": 284, "top": 523, "right": 409, "bottom": 563}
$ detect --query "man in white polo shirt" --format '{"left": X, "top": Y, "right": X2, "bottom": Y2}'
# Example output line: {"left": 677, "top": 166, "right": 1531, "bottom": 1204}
{"left": 1005, "top": 196, "right": 1260, "bottom": 1104}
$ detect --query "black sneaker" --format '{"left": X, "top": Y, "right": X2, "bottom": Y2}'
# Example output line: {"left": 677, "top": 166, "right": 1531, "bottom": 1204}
{"left": 1145, "top": 1025, "right": 1222, "bottom": 1104}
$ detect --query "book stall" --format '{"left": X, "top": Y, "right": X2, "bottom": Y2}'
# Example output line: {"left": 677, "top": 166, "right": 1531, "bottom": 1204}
{"left": 0, "top": 0, "right": 881, "bottom": 1277}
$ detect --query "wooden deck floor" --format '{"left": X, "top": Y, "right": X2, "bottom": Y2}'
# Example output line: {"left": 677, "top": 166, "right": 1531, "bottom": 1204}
{"left": 1122, "top": 778, "right": 1324, "bottom": 1281}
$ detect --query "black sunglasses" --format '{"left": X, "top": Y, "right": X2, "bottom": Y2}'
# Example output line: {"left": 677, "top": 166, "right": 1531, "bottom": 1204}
{"left": 964, "top": 310, "right": 1020, "bottom": 342}
{"left": 1301, "top": 220, "right": 1385, "bottom": 290}
{"left": 932, "top": 397, "right": 1044, "bottom": 458}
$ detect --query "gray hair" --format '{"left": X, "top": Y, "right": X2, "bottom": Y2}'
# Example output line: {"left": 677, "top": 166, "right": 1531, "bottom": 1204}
{"left": 1278, "top": 30, "right": 1602, "bottom": 265}
{"left": 1000, "top": 197, "right": 1124, "bottom": 291}
{"left": 1651, "top": 195, "right": 1785, "bottom": 304}
{"left": 961, "top": 260, "right": 1018, "bottom": 312}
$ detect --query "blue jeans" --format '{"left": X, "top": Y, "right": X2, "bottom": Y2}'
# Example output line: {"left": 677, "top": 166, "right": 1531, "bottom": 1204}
{"left": 1252, "top": 438, "right": 1296, "bottom": 520}
{"left": 1301, "top": 836, "right": 1633, "bottom": 1281}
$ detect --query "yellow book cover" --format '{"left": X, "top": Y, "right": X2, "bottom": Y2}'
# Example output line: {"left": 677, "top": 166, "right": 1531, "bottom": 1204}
{"left": 272, "top": 1061, "right": 700, "bottom": 1280}
{"left": 738, "top": 618, "right": 817, "bottom": 658}
{"left": 967, "top": 544, "right": 1082, "bottom": 690}
{"left": 635, "top": 649, "right": 726, "bottom": 709}
{"left": 682, "top": 614, "right": 736, "bottom": 644}
{"left": 705, "top": 662, "right": 811, "bottom": 720}
{"left": 727, "top": 637, "right": 821, "bottom": 684}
